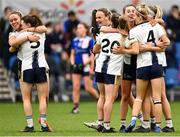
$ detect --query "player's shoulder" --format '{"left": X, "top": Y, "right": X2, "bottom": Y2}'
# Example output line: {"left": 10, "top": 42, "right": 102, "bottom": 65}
{"left": 85, "top": 36, "right": 93, "bottom": 41}
{"left": 9, "top": 31, "right": 20, "bottom": 37}
{"left": 73, "top": 37, "right": 79, "bottom": 42}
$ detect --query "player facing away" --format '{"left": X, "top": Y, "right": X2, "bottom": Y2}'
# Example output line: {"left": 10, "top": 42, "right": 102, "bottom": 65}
{"left": 9, "top": 15, "right": 52, "bottom": 132}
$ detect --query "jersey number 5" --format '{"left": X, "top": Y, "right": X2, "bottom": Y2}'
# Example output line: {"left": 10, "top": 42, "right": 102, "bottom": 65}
{"left": 102, "top": 38, "right": 120, "bottom": 53}
{"left": 30, "top": 41, "right": 40, "bottom": 49}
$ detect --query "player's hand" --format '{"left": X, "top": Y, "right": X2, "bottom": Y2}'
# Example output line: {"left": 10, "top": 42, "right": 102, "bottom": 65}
{"left": 90, "top": 27, "right": 100, "bottom": 36}
{"left": 139, "top": 44, "right": 147, "bottom": 52}
{"left": 149, "top": 19, "right": 157, "bottom": 26}
{"left": 112, "top": 46, "right": 124, "bottom": 54}
{"left": 27, "top": 34, "right": 40, "bottom": 42}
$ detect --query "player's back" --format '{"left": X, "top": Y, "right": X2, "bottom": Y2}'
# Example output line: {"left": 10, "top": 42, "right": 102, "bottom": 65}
{"left": 18, "top": 32, "right": 48, "bottom": 71}
{"left": 130, "top": 22, "right": 166, "bottom": 68}
{"left": 95, "top": 32, "right": 124, "bottom": 76}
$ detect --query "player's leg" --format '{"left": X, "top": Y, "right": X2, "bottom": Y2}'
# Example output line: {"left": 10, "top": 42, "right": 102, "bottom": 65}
{"left": 161, "top": 78, "right": 175, "bottom": 132}
{"left": 134, "top": 83, "right": 151, "bottom": 132}
{"left": 102, "top": 83, "right": 119, "bottom": 133}
{"left": 120, "top": 79, "right": 132, "bottom": 130}
{"left": 71, "top": 73, "right": 82, "bottom": 113}
{"left": 83, "top": 75, "right": 99, "bottom": 99}
{"left": 36, "top": 68, "right": 52, "bottom": 132}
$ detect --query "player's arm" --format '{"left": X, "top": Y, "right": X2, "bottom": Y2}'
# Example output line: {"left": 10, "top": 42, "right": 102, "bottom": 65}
{"left": 25, "top": 25, "right": 47, "bottom": 33}
{"left": 9, "top": 35, "right": 28, "bottom": 48}
{"left": 112, "top": 41, "right": 139, "bottom": 55}
{"left": 93, "top": 43, "right": 101, "bottom": 54}
{"left": 100, "top": 26, "right": 118, "bottom": 33}
{"left": 139, "top": 43, "right": 165, "bottom": 53}
{"left": 9, "top": 34, "right": 40, "bottom": 48}
{"left": 89, "top": 53, "right": 95, "bottom": 74}
{"left": 70, "top": 49, "right": 75, "bottom": 65}
{"left": 9, "top": 46, "right": 17, "bottom": 53}
{"left": 156, "top": 35, "right": 170, "bottom": 49}
{"left": 100, "top": 26, "right": 128, "bottom": 36}
{"left": 150, "top": 19, "right": 165, "bottom": 26}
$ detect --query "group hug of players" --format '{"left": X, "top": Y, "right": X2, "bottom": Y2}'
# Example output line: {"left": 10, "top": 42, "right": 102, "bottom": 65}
{"left": 82, "top": 3, "right": 175, "bottom": 133}
{"left": 7, "top": 2, "right": 175, "bottom": 133}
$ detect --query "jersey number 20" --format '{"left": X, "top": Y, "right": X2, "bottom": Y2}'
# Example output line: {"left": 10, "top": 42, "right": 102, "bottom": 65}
{"left": 101, "top": 38, "right": 120, "bottom": 53}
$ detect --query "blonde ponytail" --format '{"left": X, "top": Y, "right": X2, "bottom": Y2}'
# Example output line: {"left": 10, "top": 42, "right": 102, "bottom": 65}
{"left": 154, "top": 5, "right": 163, "bottom": 19}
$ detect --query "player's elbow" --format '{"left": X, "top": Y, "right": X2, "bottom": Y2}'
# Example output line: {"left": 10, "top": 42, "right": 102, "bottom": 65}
{"left": 165, "top": 39, "right": 170, "bottom": 46}
{"left": 9, "top": 41, "right": 18, "bottom": 47}
{"left": 133, "top": 49, "right": 139, "bottom": 55}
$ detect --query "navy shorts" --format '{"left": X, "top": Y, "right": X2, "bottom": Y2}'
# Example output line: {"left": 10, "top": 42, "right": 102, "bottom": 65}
{"left": 122, "top": 63, "right": 136, "bottom": 81}
{"left": 22, "top": 67, "right": 49, "bottom": 84}
{"left": 136, "top": 64, "right": 163, "bottom": 80}
{"left": 71, "top": 64, "right": 89, "bottom": 76}
{"left": 95, "top": 72, "right": 121, "bottom": 85}
{"left": 163, "top": 67, "right": 166, "bottom": 77}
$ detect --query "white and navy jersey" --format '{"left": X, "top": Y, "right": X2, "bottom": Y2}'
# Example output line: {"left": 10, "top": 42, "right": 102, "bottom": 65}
{"left": 95, "top": 32, "right": 124, "bottom": 76}
{"left": 17, "top": 32, "right": 49, "bottom": 71}
{"left": 9, "top": 31, "right": 23, "bottom": 60}
{"left": 123, "top": 37, "right": 137, "bottom": 65}
{"left": 160, "top": 52, "right": 167, "bottom": 67}
{"left": 129, "top": 22, "right": 166, "bottom": 68}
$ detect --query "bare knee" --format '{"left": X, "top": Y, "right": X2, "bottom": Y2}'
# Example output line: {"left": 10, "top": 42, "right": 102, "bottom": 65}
{"left": 122, "top": 94, "right": 130, "bottom": 103}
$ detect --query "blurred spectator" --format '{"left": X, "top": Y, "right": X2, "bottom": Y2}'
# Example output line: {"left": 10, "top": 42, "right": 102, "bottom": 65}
{"left": 63, "top": 10, "right": 80, "bottom": 43}
{"left": 45, "top": 22, "right": 66, "bottom": 63}
{"left": 110, "top": 9, "right": 117, "bottom": 14}
{"left": 44, "top": 21, "right": 53, "bottom": 55}
{"left": 0, "top": 6, "right": 14, "bottom": 68}
{"left": 166, "top": 5, "right": 180, "bottom": 42}
{"left": 45, "top": 22, "right": 70, "bottom": 101}
{"left": 29, "top": 7, "right": 40, "bottom": 16}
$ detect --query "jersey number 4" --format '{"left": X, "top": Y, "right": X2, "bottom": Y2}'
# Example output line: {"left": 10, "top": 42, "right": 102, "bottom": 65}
{"left": 101, "top": 38, "right": 120, "bottom": 53}
{"left": 147, "top": 30, "right": 155, "bottom": 43}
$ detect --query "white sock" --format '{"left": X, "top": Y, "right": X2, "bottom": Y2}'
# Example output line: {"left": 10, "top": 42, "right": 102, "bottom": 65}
{"left": 138, "top": 113, "right": 144, "bottom": 124}
{"left": 166, "top": 119, "right": 173, "bottom": 128}
{"left": 103, "top": 122, "right": 110, "bottom": 130}
{"left": 98, "top": 119, "right": 103, "bottom": 126}
{"left": 121, "top": 119, "right": 126, "bottom": 126}
{"left": 132, "top": 116, "right": 137, "bottom": 121}
{"left": 156, "top": 122, "right": 161, "bottom": 127}
{"left": 151, "top": 117, "right": 156, "bottom": 124}
{"left": 26, "top": 115, "right": 33, "bottom": 127}
{"left": 142, "top": 120, "right": 150, "bottom": 129}
{"left": 40, "top": 114, "right": 47, "bottom": 127}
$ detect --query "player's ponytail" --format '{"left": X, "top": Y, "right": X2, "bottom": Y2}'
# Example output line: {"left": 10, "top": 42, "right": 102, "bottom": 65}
{"left": 154, "top": 5, "right": 163, "bottom": 19}
{"left": 91, "top": 9, "right": 97, "bottom": 28}
{"left": 22, "top": 15, "right": 43, "bottom": 27}
{"left": 111, "top": 12, "right": 120, "bottom": 28}
{"left": 118, "top": 16, "right": 129, "bottom": 32}
{"left": 136, "top": 3, "right": 150, "bottom": 21}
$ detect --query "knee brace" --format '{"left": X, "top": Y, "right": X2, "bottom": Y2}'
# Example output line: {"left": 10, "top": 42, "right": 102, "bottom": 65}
{"left": 135, "top": 98, "right": 142, "bottom": 102}
{"left": 153, "top": 99, "right": 161, "bottom": 104}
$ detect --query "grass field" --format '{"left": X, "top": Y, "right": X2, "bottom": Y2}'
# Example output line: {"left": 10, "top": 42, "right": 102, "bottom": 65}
{"left": 0, "top": 101, "right": 180, "bottom": 136}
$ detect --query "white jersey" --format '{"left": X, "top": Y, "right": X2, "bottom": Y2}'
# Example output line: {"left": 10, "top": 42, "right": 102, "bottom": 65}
{"left": 129, "top": 22, "right": 166, "bottom": 68}
{"left": 95, "top": 32, "right": 123, "bottom": 76}
{"left": 123, "top": 37, "right": 137, "bottom": 65}
{"left": 17, "top": 32, "right": 49, "bottom": 71}
{"left": 160, "top": 52, "right": 167, "bottom": 67}
{"left": 9, "top": 31, "right": 23, "bottom": 60}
